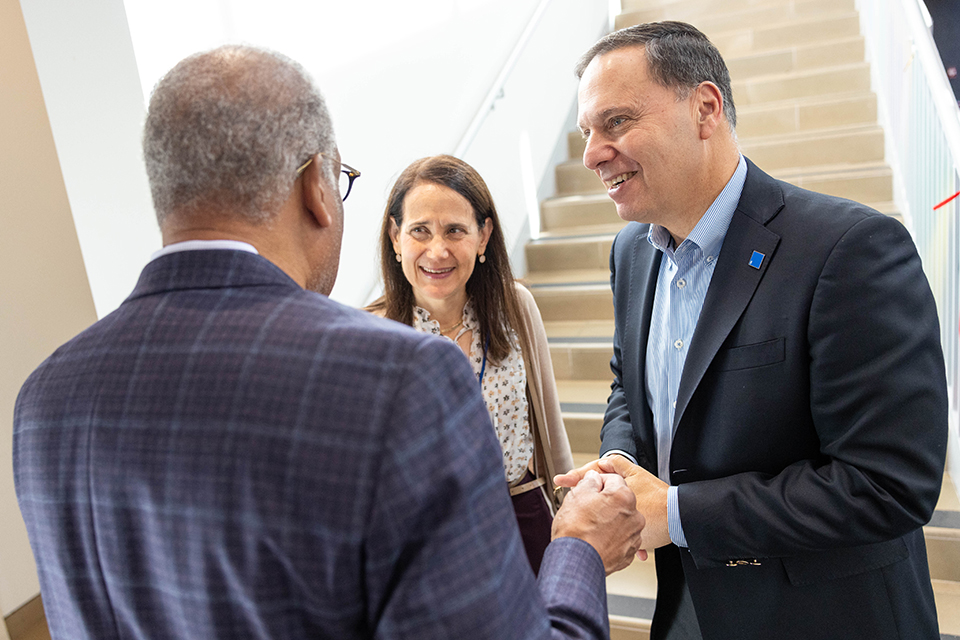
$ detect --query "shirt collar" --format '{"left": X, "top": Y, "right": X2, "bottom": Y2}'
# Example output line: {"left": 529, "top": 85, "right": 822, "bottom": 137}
{"left": 150, "top": 239, "right": 259, "bottom": 262}
{"left": 647, "top": 154, "right": 748, "bottom": 259}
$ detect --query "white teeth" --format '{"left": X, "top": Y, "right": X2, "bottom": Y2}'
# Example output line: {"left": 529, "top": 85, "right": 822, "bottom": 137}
{"left": 605, "top": 172, "right": 636, "bottom": 189}
{"left": 422, "top": 266, "right": 453, "bottom": 274}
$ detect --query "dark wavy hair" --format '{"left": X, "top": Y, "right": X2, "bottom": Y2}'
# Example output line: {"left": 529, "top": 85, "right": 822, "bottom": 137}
{"left": 368, "top": 155, "right": 526, "bottom": 365}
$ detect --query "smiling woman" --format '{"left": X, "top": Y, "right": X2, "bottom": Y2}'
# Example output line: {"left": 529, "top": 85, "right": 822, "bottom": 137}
{"left": 366, "top": 155, "right": 574, "bottom": 575}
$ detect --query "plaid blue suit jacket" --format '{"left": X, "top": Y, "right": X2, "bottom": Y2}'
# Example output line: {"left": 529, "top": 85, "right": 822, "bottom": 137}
{"left": 14, "top": 250, "right": 608, "bottom": 639}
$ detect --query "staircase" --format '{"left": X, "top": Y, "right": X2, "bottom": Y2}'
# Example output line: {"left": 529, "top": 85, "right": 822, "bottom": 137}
{"left": 522, "top": 0, "right": 960, "bottom": 637}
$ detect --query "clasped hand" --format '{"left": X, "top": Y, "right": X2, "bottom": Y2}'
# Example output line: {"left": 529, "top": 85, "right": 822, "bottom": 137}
{"left": 555, "top": 456, "right": 672, "bottom": 560}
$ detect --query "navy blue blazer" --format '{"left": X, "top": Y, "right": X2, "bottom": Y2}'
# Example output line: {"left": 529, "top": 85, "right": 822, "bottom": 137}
{"left": 14, "top": 249, "right": 608, "bottom": 640}
{"left": 601, "top": 159, "right": 947, "bottom": 640}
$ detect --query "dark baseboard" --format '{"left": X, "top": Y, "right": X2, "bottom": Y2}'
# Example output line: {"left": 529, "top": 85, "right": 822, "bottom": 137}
{"left": 4, "top": 595, "right": 49, "bottom": 640}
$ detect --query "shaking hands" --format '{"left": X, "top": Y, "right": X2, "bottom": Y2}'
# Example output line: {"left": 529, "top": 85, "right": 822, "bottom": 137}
{"left": 555, "top": 455, "right": 672, "bottom": 561}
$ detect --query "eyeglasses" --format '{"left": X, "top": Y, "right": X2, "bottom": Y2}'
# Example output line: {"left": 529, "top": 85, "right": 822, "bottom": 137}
{"left": 296, "top": 153, "right": 361, "bottom": 201}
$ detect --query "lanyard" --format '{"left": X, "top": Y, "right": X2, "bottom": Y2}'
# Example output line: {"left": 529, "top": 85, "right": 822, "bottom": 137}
{"left": 478, "top": 335, "right": 490, "bottom": 385}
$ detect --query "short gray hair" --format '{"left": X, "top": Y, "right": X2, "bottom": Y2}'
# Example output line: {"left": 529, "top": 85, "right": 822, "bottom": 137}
{"left": 576, "top": 21, "right": 736, "bottom": 129}
{"left": 143, "top": 45, "right": 336, "bottom": 224}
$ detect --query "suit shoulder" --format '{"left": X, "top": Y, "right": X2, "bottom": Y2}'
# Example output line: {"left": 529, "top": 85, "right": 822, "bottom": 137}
{"left": 775, "top": 177, "right": 892, "bottom": 233}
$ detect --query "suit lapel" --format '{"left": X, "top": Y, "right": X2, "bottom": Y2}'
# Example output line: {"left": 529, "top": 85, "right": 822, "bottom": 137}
{"left": 673, "top": 160, "right": 783, "bottom": 430}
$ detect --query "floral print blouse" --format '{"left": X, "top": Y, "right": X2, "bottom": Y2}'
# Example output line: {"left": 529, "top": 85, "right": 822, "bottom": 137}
{"left": 413, "top": 302, "right": 533, "bottom": 484}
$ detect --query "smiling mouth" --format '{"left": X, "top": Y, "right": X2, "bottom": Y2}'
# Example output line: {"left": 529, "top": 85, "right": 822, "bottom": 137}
{"left": 604, "top": 172, "right": 637, "bottom": 190}
{"left": 421, "top": 266, "right": 454, "bottom": 275}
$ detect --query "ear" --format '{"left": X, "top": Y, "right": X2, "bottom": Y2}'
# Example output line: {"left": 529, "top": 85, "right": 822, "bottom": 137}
{"left": 694, "top": 81, "right": 725, "bottom": 140}
{"left": 478, "top": 216, "right": 493, "bottom": 254}
{"left": 389, "top": 217, "right": 401, "bottom": 255}
{"left": 301, "top": 154, "right": 336, "bottom": 229}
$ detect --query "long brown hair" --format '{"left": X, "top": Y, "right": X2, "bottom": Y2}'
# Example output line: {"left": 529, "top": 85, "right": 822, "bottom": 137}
{"left": 368, "top": 155, "right": 526, "bottom": 365}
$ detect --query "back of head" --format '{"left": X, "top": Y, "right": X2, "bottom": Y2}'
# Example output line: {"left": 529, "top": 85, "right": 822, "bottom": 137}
{"left": 576, "top": 21, "right": 736, "bottom": 129}
{"left": 143, "top": 45, "right": 336, "bottom": 225}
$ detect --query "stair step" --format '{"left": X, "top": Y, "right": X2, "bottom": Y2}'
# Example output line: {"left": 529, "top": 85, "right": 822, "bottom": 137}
{"left": 737, "top": 92, "right": 876, "bottom": 138}
{"left": 620, "top": 0, "right": 852, "bottom": 18}
{"left": 523, "top": 268, "right": 609, "bottom": 286}
{"left": 555, "top": 159, "right": 604, "bottom": 195}
{"left": 543, "top": 319, "right": 615, "bottom": 340}
{"left": 733, "top": 63, "right": 871, "bottom": 106}
{"left": 531, "top": 282, "right": 613, "bottom": 321}
{"left": 726, "top": 36, "right": 865, "bottom": 81}
{"left": 740, "top": 123, "right": 885, "bottom": 172}
{"left": 558, "top": 379, "right": 611, "bottom": 406}
{"left": 541, "top": 193, "right": 617, "bottom": 232}
{"left": 539, "top": 222, "right": 628, "bottom": 240}
{"left": 550, "top": 340, "right": 614, "bottom": 381}
{"left": 769, "top": 162, "right": 893, "bottom": 204}
{"left": 614, "top": 11, "right": 863, "bottom": 57}
{"left": 618, "top": 0, "right": 855, "bottom": 37}
{"left": 710, "top": 12, "right": 864, "bottom": 58}
{"left": 526, "top": 234, "right": 614, "bottom": 272}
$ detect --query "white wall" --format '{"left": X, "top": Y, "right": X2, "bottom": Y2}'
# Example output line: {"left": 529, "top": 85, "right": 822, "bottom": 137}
{"left": 19, "top": 0, "right": 160, "bottom": 319}
{"left": 1, "top": 0, "right": 101, "bottom": 617}
{"left": 121, "top": 0, "right": 551, "bottom": 307}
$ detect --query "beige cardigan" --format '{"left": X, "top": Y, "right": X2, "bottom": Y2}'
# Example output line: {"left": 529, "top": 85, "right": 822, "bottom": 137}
{"left": 515, "top": 283, "right": 574, "bottom": 508}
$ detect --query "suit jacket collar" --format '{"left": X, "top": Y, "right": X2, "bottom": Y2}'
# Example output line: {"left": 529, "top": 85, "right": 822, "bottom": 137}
{"left": 673, "top": 159, "right": 784, "bottom": 429}
{"left": 126, "top": 249, "right": 301, "bottom": 303}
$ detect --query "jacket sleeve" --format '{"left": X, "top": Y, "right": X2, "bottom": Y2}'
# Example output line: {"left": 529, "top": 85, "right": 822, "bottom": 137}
{"left": 363, "top": 336, "right": 608, "bottom": 639}
{"left": 600, "top": 228, "right": 652, "bottom": 469}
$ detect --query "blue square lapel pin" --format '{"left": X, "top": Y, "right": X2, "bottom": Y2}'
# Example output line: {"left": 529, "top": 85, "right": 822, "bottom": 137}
{"left": 749, "top": 251, "right": 765, "bottom": 270}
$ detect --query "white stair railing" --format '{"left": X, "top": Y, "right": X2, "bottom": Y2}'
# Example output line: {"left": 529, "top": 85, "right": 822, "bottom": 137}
{"left": 858, "top": 0, "right": 960, "bottom": 481}
{"left": 454, "top": 0, "right": 611, "bottom": 273}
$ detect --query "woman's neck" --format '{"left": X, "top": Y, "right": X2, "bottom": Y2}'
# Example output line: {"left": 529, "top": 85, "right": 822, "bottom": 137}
{"left": 416, "top": 294, "right": 467, "bottom": 332}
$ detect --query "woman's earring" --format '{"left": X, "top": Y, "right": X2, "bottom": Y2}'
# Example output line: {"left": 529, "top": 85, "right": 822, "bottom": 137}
{"left": 478, "top": 254, "right": 486, "bottom": 264}
{"left": 395, "top": 253, "right": 402, "bottom": 263}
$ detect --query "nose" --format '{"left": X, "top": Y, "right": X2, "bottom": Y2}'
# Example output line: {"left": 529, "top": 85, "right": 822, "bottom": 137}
{"left": 426, "top": 235, "right": 451, "bottom": 258}
{"left": 582, "top": 133, "right": 615, "bottom": 172}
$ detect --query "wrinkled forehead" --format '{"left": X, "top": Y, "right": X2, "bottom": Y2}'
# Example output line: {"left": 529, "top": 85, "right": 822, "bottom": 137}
{"left": 576, "top": 47, "right": 652, "bottom": 128}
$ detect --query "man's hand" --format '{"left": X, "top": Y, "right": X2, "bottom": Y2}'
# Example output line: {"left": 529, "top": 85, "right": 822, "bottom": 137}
{"left": 552, "top": 470, "right": 644, "bottom": 574}
{"left": 556, "top": 455, "right": 672, "bottom": 553}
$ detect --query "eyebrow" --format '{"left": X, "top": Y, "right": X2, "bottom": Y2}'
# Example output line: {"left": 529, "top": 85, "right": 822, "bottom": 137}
{"left": 578, "top": 106, "right": 633, "bottom": 132}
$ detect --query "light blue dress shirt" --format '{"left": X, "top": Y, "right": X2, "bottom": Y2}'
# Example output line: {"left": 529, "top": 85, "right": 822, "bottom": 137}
{"left": 607, "top": 156, "right": 746, "bottom": 549}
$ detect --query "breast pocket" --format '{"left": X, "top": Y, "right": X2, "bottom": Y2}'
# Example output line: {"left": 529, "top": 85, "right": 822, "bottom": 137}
{"left": 715, "top": 337, "right": 785, "bottom": 371}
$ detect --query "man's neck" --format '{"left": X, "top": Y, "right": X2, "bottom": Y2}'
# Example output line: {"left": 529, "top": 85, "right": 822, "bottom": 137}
{"left": 666, "top": 147, "right": 741, "bottom": 245}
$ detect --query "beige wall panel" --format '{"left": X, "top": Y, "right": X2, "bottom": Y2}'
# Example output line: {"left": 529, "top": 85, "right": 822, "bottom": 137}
{"left": 0, "top": 0, "right": 99, "bottom": 618}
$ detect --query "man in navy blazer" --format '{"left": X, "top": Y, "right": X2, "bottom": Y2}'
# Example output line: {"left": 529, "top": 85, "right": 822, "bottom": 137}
{"left": 558, "top": 22, "right": 948, "bottom": 640}
{"left": 13, "top": 46, "right": 645, "bottom": 639}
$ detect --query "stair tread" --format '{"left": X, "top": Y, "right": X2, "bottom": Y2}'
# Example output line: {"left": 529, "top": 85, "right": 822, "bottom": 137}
{"left": 768, "top": 160, "right": 891, "bottom": 180}
{"left": 706, "top": 10, "right": 860, "bottom": 37}
{"left": 543, "top": 319, "right": 615, "bottom": 339}
{"left": 742, "top": 121, "right": 882, "bottom": 146}
{"left": 733, "top": 59, "right": 869, "bottom": 84}
{"left": 537, "top": 223, "right": 627, "bottom": 240}
{"left": 524, "top": 268, "right": 610, "bottom": 285}
{"left": 725, "top": 34, "right": 863, "bottom": 64}
{"left": 557, "top": 379, "right": 612, "bottom": 405}
{"left": 940, "top": 473, "right": 960, "bottom": 511}
{"left": 737, "top": 88, "right": 875, "bottom": 112}
{"left": 527, "top": 231, "right": 617, "bottom": 245}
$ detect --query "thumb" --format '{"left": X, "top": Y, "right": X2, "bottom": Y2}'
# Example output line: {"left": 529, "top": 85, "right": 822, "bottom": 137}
{"left": 598, "top": 454, "right": 637, "bottom": 477}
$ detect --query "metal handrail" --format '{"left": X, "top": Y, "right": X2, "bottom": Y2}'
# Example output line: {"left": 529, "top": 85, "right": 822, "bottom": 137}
{"left": 454, "top": 0, "right": 553, "bottom": 158}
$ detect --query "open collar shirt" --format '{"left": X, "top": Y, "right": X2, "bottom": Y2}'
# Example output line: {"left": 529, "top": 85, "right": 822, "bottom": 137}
{"left": 646, "top": 155, "right": 747, "bottom": 546}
